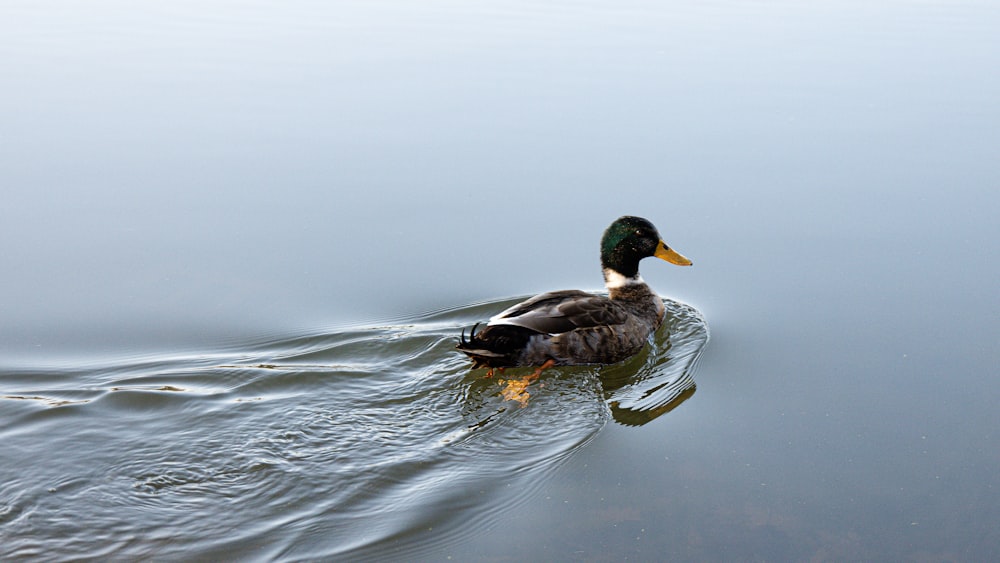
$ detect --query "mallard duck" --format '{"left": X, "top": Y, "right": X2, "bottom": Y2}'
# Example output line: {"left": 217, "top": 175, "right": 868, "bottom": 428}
{"left": 457, "top": 216, "right": 691, "bottom": 368}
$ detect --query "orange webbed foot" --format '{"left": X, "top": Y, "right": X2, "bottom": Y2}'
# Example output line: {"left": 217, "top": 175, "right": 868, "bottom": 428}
{"left": 499, "top": 359, "right": 556, "bottom": 407}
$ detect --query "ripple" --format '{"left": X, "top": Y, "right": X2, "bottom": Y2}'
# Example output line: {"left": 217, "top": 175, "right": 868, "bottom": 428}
{"left": 0, "top": 296, "right": 707, "bottom": 560}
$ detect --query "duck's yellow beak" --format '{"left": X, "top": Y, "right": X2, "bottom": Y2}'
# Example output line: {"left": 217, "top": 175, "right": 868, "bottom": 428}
{"left": 654, "top": 240, "right": 692, "bottom": 266}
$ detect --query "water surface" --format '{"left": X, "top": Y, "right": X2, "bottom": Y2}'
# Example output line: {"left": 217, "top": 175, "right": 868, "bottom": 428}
{"left": 2, "top": 0, "right": 999, "bottom": 560}
{"left": 1, "top": 299, "right": 706, "bottom": 560}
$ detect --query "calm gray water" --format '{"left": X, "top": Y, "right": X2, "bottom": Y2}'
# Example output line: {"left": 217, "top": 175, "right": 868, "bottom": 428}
{"left": 2, "top": 0, "right": 999, "bottom": 560}
{"left": 1, "top": 298, "right": 706, "bottom": 560}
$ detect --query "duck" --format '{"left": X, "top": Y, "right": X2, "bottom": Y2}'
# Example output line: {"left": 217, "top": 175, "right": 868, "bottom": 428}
{"left": 457, "top": 216, "right": 692, "bottom": 368}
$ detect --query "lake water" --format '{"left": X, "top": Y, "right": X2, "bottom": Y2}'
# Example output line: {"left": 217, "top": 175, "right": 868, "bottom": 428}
{"left": 2, "top": 0, "right": 998, "bottom": 560}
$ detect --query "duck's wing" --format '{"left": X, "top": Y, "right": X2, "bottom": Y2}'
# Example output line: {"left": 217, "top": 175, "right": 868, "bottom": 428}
{"left": 488, "top": 290, "right": 628, "bottom": 335}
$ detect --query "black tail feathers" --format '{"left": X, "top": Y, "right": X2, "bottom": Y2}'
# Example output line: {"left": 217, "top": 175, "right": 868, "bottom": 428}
{"left": 459, "top": 323, "right": 481, "bottom": 348}
{"left": 456, "top": 323, "right": 540, "bottom": 368}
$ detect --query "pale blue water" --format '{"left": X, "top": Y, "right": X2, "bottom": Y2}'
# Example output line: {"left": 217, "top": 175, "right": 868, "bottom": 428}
{"left": 2, "top": 0, "right": 999, "bottom": 560}
{"left": 1, "top": 298, "right": 706, "bottom": 560}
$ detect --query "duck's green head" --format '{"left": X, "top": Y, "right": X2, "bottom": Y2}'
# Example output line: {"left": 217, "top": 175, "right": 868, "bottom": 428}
{"left": 600, "top": 216, "right": 691, "bottom": 279}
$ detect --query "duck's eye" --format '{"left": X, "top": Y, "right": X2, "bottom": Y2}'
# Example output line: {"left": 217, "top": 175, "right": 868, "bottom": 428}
{"left": 635, "top": 229, "right": 643, "bottom": 236}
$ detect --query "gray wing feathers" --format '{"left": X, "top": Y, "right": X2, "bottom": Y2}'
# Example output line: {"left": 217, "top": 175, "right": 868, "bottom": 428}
{"left": 488, "top": 290, "right": 628, "bottom": 335}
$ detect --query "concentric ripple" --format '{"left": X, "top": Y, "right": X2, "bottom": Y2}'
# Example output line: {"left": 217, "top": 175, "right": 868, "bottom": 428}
{"left": 0, "top": 297, "right": 707, "bottom": 560}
